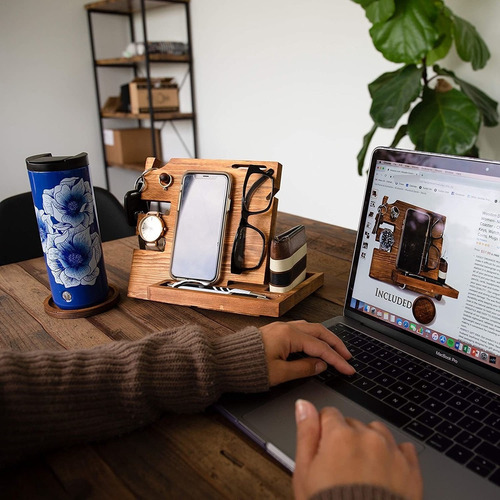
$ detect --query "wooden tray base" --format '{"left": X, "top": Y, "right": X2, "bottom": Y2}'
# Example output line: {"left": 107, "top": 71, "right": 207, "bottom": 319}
{"left": 146, "top": 272, "right": 324, "bottom": 317}
{"left": 43, "top": 283, "right": 120, "bottom": 319}
{"left": 392, "top": 270, "right": 459, "bottom": 299}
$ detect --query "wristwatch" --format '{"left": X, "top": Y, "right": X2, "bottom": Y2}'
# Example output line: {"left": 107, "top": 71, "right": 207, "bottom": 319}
{"left": 138, "top": 212, "right": 167, "bottom": 251}
{"left": 379, "top": 228, "right": 394, "bottom": 252}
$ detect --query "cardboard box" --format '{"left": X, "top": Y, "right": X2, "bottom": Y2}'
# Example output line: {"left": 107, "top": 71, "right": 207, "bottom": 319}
{"left": 104, "top": 128, "right": 162, "bottom": 165}
{"left": 129, "top": 77, "right": 179, "bottom": 114}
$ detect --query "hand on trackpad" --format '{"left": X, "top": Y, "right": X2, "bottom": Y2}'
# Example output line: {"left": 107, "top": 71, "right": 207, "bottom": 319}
{"left": 242, "top": 380, "right": 424, "bottom": 462}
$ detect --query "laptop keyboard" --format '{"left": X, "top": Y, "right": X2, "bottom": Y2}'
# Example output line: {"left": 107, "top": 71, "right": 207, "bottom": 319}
{"left": 317, "top": 323, "right": 500, "bottom": 487}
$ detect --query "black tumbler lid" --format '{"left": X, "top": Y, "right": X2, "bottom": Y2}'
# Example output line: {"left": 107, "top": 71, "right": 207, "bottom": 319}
{"left": 26, "top": 152, "right": 89, "bottom": 172}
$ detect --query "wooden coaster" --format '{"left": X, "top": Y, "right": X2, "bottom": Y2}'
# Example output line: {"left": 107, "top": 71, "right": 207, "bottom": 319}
{"left": 44, "top": 283, "right": 120, "bottom": 319}
{"left": 412, "top": 295, "right": 436, "bottom": 325}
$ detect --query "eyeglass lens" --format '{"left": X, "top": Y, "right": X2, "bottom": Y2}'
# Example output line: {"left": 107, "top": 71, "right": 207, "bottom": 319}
{"left": 243, "top": 172, "right": 274, "bottom": 214}
{"left": 426, "top": 218, "right": 444, "bottom": 270}
{"left": 233, "top": 225, "right": 265, "bottom": 270}
{"left": 426, "top": 244, "right": 441, "bottom": 269}
{"left": 430, "top": 218, "right": 444, "bottom": 239}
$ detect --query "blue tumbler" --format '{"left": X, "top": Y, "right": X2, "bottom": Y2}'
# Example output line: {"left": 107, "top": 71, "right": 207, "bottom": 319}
{"left": 26, "top": 153, "right": 109, "bottom": 310}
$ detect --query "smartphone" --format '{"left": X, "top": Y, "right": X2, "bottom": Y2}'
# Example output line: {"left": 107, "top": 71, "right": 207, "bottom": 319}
{"left": 396, "top": 208, "right": 430, "bottom": 274}
{"left": 170, "top": 172, "right": 231, "bottom": 284}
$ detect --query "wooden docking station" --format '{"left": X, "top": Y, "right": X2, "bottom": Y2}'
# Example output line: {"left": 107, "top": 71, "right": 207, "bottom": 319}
{"left": 370, "top": 196, "right": 459, "bottom": 300}
{"left": 127, "top": 157, "right": 324, "bottom": 316}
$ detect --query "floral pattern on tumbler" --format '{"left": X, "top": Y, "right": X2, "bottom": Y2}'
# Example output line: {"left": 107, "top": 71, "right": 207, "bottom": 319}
{"left": 40, "top": 177, "right": 102, "bottom": 288}
{"left": 26, "top": 153, "right": 109, "bottom": 310}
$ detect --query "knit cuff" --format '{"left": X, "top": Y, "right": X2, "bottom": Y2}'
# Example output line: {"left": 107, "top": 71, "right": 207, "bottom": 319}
{"left": 310, "top": 484, "right": 407, "bottom": 500}
{"left": 212, "top": 326, "right": 269, "bottom": 394}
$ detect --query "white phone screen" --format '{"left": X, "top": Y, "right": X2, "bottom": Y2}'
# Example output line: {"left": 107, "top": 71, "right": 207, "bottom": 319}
{"left": 170, "top": 172, "right": 230, "bottom": 283}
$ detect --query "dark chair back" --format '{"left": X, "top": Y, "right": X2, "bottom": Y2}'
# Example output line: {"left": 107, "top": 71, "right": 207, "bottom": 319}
{"left": 0, "top": 187, "right": 135, "bottom": 266}
{"left": 94, "top": 187, "right": 136, "bottom": 243}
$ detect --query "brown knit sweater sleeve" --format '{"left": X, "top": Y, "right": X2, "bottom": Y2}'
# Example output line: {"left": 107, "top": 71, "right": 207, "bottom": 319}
{"left": 0, "top": 324, "right": 269, "bottom": 468}
{"left": 310, "top": 484, "right": 408, "bottom": 500}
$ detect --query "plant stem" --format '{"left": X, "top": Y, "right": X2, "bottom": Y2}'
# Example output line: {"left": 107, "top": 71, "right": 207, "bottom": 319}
{"left": 422, "top": 58, "right": 428, "bottom": 86}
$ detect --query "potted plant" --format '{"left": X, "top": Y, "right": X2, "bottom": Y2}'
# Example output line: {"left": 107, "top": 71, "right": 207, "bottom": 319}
{"left": 353, "top": 0, "right": 499, "bottom": 174}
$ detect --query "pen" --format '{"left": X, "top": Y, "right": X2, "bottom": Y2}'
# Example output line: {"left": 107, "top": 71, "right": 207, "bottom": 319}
{"left": 166, "top": 283, "right": 269, "bottom": 299}
{"left": 405, "top": 273, "right": 427, "bottom": 281}
{"left": 404, "top": 273, "right": 441, "bottom": 285}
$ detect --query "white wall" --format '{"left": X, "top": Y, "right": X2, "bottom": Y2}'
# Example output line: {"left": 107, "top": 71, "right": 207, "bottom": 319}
{"left": 0, "top": 0, "right": 106, "bottom": 195}
{"left": 1, "top": 0, "right": 499, "bottom": 230}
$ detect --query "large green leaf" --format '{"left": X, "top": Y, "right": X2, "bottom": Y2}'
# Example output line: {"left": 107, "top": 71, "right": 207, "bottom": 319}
{"left": 426, "top": 10, "right": 453, "bottom": 65}
{"left": 357, "top": 123, "right": 378, "bottom": 175}
{"left": 390, "top": 124, "right": 408, "bottom": 147}
{"left": 369, "top": 65, "right": 422, "bottom": 128}
{"left": 369, "top": 0, "right": 440, "bottom": 63}
{"left": 452, "top": 15, "right": 490, "bottom": 70}
{"left": 365, "top": 0, "right": 395, "bottom": 24}
{"left": 408, "top": 87, "right": 480, "bottom": 154}
{"left": 351, "top": 0, "right": 377, "bottom": 7}
{"left": 433, "top": 66, "right": 498, "bottom": 127}
{"left": 351, "top": 0, "right": 394, "bottom": 23}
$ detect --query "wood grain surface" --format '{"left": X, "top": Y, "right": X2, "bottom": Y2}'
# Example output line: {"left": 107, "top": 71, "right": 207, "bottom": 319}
{"left": 0, "top": 212, "right": 355, "bottom": 499}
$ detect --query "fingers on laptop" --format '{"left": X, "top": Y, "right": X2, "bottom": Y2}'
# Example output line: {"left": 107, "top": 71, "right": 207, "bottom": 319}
{"left": 294, "top": 400, "right": 320, "bottom": 475}
{"left": 293, "top": 402, "right": 423, "bottom": 500}
{"left": 285, "top": 322, "right": 354, "bottom": 375}
{"left": 260, "top": 320, "right": 355, "bottom": 382}
{"left": 273, "top": 357, "right": 328, "bottom": 384}
{"left": 296, "top": 336, "right": 355, "bottom": 375}
{"left": 287, "top": 320, "right": 353, "bottom": 360}
{"left": 267, "top": 345, "right": 354, "bottom": 385}
{"left": 272, "top": 319, "right": 353, "bottom": 364}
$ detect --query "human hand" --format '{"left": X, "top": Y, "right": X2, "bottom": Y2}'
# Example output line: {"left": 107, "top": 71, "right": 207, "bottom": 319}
{"left": 293, "top": 400, "right": 423, "bottom": 500}
{"left": 259, "top": 320, "right": 354, "bottom": 386}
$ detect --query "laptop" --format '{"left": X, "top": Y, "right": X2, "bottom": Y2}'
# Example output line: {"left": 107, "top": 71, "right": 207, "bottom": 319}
{"left": 216, "top": 147, "right": 500, "bottom": 499}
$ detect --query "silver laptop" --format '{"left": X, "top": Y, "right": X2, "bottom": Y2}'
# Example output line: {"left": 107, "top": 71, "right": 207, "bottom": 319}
{"left": 216, "top": 147, "right": 500, "bottom": 499}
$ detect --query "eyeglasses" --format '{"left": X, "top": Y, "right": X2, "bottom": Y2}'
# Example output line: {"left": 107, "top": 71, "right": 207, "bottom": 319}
{"left": 231, "top": 165, "right": 275, "bottom": 274}
{"left": 424, "top": 217, "right": 444, "bottom": 271}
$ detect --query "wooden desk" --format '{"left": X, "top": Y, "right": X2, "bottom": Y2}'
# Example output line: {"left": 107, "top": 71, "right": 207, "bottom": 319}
{"left": 0, "top": 213, "right": 355, "bottom": 499}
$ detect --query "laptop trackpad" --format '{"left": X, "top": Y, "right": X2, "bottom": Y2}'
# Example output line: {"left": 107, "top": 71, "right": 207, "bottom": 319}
{"left": 242, "top": 380, "right": 424, "bottom": 460}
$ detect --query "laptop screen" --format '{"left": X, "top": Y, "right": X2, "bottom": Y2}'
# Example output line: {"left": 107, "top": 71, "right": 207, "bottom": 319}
{"left": 346, "top": 148, "right": 500, "bottom": 378}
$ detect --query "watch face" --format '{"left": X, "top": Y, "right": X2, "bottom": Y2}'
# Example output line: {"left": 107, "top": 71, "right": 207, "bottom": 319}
{"left": 380, "top": 228, "right": 394, "bottom": 252}
{"left": 140, "top": 215, "right": 164, "bottom": 242}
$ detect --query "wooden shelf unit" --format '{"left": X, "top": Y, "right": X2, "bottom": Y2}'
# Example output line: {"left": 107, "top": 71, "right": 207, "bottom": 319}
{"left": 96, "top": 54, "right": 190, "bottom": 66}
{"left": 101, "top": 111, "right": 194, "bottom": 121}
{"left": 85, "top": 0, "right": 189, "bottom": 15}
{"left": 85, "top": 0, "right": 197, "bottom": 189}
